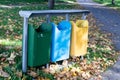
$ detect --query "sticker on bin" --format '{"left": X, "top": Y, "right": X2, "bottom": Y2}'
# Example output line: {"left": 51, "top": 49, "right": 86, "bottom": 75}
{"left": 70, "top": 20, "right": 89, "bottom": 57}
{"left": 51, "top": 20, "right": 71, "bottom": 62}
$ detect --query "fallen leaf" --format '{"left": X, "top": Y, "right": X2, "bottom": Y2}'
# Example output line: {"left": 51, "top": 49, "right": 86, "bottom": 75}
{"left": 7, "top": 52, "right": 17, "bottom": 64}
{"left": 27, "top": 71, "right": 38, "bottom": 78}
{"left": 0, "top": 57, "right": 6, "bottom": 62}
{"left": 16, "top": 71, "right": 22, "bottom": 77}
{"left": 0, "top": 69, "right": 10, "bottom": 78}
{"left": 62, "top": 60, "right": 68, "bottom": 67}
{"left": 7, "top": 52, "right": 16, "bottom": 61}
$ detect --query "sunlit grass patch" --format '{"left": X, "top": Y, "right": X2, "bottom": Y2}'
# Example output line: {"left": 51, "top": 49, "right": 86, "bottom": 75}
{"left": 0, "top": 39, "right": 21, "bottom": 46}
{"left": 0, "top": 39, "right": 22, "bottom": 54}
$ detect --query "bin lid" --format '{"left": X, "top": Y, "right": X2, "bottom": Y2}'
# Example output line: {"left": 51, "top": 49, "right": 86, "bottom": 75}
{"left": 36, "top": 22, "right": 52, "bottom": 32}
{"left": 76, "top": 20, "right": 88, "bottom": 28}
{"left": 57, "top": 20, "right": 71, "bottom": 30}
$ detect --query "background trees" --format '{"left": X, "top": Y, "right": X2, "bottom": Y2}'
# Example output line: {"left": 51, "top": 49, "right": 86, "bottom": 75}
{"left": 48, "top": 0, "right": 55, "bottom": 9}
{"left": 95, "top": 0, "right": 116, "bottom": 5}
{"left": 111, "top": 0, "right": 115, "bottom": 5}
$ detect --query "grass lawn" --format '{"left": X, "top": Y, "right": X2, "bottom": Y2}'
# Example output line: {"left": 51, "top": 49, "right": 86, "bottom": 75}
{"left": 0, "top": 0, "right": 119, "bottom": 80}
{"left": 94, "top": 0, "right": 120, "bottom": 9}
{"left": 0, "top": 0, "right": 77, "bottom": 45}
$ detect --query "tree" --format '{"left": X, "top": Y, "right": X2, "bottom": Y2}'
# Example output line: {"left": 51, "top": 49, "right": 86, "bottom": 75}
{"left": 111, "top": 0, "right": 115, "bottom": 5}
{"left": 48, "top": 0, "right": 55, "bottom": 9}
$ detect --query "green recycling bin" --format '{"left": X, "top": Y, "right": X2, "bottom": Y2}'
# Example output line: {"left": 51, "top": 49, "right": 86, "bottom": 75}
{"left": 27, "top": 23, "right": 52, "bottom": 67}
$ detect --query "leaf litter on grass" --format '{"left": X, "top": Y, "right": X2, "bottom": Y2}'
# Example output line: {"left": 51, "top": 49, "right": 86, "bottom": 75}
{"left": 0, "top": 1, "right": 120, "bottom": 80}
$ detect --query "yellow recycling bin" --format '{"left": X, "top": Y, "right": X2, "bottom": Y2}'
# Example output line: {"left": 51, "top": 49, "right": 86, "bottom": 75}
{"left": 70, "top": 20, "right": 89, "bottom": 57}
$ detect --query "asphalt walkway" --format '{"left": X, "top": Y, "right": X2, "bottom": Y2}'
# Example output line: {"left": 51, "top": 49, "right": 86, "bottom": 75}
{"left": 77, "top": 0, "right": 120, "bottom": 80}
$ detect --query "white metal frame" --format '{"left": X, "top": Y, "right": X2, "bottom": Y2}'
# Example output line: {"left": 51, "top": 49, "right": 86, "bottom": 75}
{"left": 19, "top": 10, "right": 90, "bottom": 73}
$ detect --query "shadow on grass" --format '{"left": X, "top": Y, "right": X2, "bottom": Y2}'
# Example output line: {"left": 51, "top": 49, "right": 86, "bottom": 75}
{"left": 0, "top": 43, "right": 21, "bottom": 54}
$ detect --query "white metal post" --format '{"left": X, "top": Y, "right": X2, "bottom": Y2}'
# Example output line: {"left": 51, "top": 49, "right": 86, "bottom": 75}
{"left": 66, "top": 14, "right": 69, "bottom": 21}
{"left": 81, "top": 13, "right": 87, "bottom": 60}
{"left": 82, "top": 13, "right": 87, "bottom": 20}
{"left": 22, "top": 17, "right": 28, "bottom": 73}
{"left": 46, "top": 14, "right": 50, "bottom": 23}
{"left": 46, "top": 14, "right": 50, "bottom": 68}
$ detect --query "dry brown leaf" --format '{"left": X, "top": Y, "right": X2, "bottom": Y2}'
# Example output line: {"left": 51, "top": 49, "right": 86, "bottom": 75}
{"left": 0, "top": 69, "right": 10, "bottom": 78}
{"left": 37, "top": 77, "right": 50, "bottom": 80}
{"left": 7, "top": 52, "right": 16, "bottom": 61}
{"left": 62, "top": 60, "right": 68, "bottom": 67}
{"left": 71, "top": 72, "right": 77, "bottom": 76}
{"left": 16, "top": 71, "right": 22, "bottom": 77}
{"left": 63, "top": 67, "right": 69, "bottom": 72}
{"left": 43, "top": 68, "right": 50, "bottom": 73}
{"left": 65, "top": 72, "right": 71, "bottom": 78}
{"left": 56, "top": 77, "right": 61, "bottom": 80}
{"left": 27, "top": 71, "right": 38, "bottom": 78}
{"left": 8, "top": 60, "right": 15, "bottom": 64}
{"left": 7, "top": 52, "right": 18, "bottom": 64}
{"left": 0, "top": 57, "right": 6, "bottom": 62}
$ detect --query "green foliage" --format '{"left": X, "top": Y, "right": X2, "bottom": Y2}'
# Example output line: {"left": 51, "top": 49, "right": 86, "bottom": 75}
{"left": 94, "top": 0, "right": 120, "bottom": 7}
{"left": 0, "top": 0, "right": 47, "bottom": 5}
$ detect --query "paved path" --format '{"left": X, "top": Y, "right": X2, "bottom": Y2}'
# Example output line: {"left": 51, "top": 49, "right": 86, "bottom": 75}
{"left": 77, "top": 0, "right": 120, "bottom": 80}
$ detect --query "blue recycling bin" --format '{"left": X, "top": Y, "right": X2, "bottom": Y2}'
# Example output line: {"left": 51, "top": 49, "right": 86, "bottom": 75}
{"left": 50, "top": 20, "right": 71, "bottom": 62}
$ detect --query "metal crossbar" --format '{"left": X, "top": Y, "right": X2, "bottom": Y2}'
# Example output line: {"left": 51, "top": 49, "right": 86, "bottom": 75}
{"left": 19, "top": 10, "right": 90, "bottom": 73}
{"left": 19, "top": 10, "right": 90, "bottom": 18}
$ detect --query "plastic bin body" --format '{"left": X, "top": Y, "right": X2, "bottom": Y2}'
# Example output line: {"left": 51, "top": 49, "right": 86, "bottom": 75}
{"left": 70, "top": 20, "right": 88, "bottom": 57}
{"left": 27, "top": 23, "right": 52, "bottom": 67}
{"left": 51, "top": 20, "right": 71, "bottom": 62}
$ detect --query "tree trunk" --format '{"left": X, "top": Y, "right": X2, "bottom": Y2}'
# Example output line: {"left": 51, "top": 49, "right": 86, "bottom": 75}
{"left": 112, "top": 0, "right": 115, "bottom": 5}
{"left": 48, "top": 0, "right": 55, "bottom": 9}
